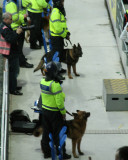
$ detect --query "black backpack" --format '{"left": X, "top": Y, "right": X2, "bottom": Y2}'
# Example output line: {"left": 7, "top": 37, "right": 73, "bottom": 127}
{"left": 10, "top": 109, "right": 31, "bottom": 125}
{"left": 10, "top": 110, "right": 36, "bottom": 134}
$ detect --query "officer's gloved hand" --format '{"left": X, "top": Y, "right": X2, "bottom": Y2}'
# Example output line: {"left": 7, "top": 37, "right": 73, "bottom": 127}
{"left": 66, "top": 32, "right": 70, "bottom": 40}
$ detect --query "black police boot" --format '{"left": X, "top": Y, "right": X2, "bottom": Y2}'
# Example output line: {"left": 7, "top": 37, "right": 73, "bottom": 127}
{"left": 63, "top": 153, "right": 71, "bottom": 159}
{"left": 10, "top": 90, "right": 23, "bottom": 95}
{"left": 44, "top": 153, "right": 51, "bottom": 159}
{"left": 20, "top": 62, "right": 34, "bottom": 68}
{"left": 41, "top": 140, "right": 51, "bottom": 158}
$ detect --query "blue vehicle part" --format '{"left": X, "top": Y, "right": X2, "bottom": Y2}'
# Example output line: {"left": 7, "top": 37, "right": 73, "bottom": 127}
{"left": 31, "top": 100, "right": 42, "bottom": 113}
{"left": 49, "top": 133, "right": 57, "bottom": 160}
{"left": 58, "top": 134, "right": 67, "bottom": 160}
{"left": 2, "top": 0, "right": 7, "bottom": 13}
{"left": 52, "top": 51, "right": 59, "bottom": 62}
{"left": 49, "top": 0, "right": 53, "bottom": 7}
{"left": 44, "top": 51, "right": 59, "bottom": 66}
{"left": 49, "top": 30, "right": 52, "bottom": 50}
{"left": 58, "top": 126, "right": 67, "bottom": 160}
{"left": 41, "top": 29, "right": 47, "bottom": 53}
{"left": 34, "top": 100, "right": 39, "bottom": 106}
{"left": 59, "top": 134, "right": 67, "bottom": 148}
{"left": 59, "top": 126, "right": 67, "bottom": 140}
{"left": 49, "top": 126, "right": 67, "bottom": 160}
{"left": 44, "top": 57, "right": 47, "bottom": 64}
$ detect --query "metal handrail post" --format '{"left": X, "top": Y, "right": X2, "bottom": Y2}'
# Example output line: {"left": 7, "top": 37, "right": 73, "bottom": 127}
{"left": 1, "top": 58, "right": 9, "bottom": 160}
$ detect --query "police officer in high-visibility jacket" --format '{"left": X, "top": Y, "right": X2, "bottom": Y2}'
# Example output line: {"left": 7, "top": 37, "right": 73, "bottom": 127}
{"left": 27, "top": 0, "right": 50, "bottom": 49}
{"left": 49, "top": 0, "right": 70, "bottom": 73}
{"left": 40, "top": 61, "right": 71, "bottom": 159}
{"left": 5, "top": 0, "right": 34, "bottom": 68}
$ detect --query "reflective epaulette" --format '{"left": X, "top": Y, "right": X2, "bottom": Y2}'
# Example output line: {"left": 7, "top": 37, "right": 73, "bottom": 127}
{"left": 40, "top": 81, "right": 62, "bottom": 95}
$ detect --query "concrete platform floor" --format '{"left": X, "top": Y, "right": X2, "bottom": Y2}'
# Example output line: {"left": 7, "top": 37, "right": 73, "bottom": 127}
{"left": 9, "top": 0, "right": 128, "bottom": 160}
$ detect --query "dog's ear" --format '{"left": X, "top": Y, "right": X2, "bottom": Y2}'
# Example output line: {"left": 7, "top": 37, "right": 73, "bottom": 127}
{"left": 78, "top": 43, "right": 81, "bottom": 48}
{"left": 73, "top": 44, "right": 76, "bottom": 48}
{"left": 76, "top": 110, "right": 80, "bottom": 112}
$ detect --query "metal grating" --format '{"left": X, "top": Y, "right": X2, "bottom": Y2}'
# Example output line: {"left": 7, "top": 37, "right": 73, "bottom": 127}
{"left": 104, "top": 79, "right": 128, "bottom": 94}
{"left": 9, "top": 129, "right": 128, "bottom": 135}
{"left": 86, "top": 129, "right": 128, "bottom": 134}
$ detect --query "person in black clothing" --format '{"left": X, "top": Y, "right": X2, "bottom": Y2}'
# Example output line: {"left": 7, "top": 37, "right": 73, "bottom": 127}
{"left": 0, "top": 12, "right": 23, "bottom": 95}
{"left": 50, "top": 0, "right": 70, "bottom": 74}
{"left": 5, "top": 0, "right": 34, "bottom": 68}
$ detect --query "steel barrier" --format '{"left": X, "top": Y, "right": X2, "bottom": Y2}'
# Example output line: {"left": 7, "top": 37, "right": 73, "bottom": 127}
{"left": 0, "top": 58, "right": 9, "bottom": 160}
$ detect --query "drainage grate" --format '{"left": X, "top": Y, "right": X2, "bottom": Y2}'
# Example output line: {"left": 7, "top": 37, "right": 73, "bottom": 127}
{"left": 10, "top": 130, "right": 128, "bottom": 135}
{"left": 86, "top": 129, "right": 128, "bottom": 134}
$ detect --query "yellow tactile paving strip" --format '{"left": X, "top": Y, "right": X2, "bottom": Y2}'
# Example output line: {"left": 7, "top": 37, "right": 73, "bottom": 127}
{"left": 104, "top": 79, "right": 128, "bottom": 94}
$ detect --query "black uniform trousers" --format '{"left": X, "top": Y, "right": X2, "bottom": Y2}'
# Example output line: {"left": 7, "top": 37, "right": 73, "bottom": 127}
{"left": 41, "top": 108, "right": 66, "bottom": 155}
{"left": 9, "top": 56, "right": 19, "bottom": 93}
{"left": 28, "top": 12, "right": 43, "bottom": 46}
{"left": 50, "top": 36, "right": 64, "bottom": 62}
{"left": 17, "top": 32, "right": 26, "bottom": 65}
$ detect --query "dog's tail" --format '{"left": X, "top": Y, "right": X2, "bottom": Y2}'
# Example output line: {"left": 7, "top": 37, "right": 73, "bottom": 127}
{"left": 33, "top": 126, "right": 43, "bottom": 137}
{"left": 33, "top": 58, "right": 44, "bottom": 72}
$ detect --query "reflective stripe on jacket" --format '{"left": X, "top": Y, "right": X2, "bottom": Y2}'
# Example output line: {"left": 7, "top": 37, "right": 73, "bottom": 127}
{"left": 27, "top": 0, "right": 50, "bottom": 13}
{"left": 0, "top": 26, "right": 11, "bottom": 55}
{"left": 40, "top": 79, "right": 66, "bottom": 114}
{"left": 49, "top": 8, "right": 69, "bottom": 38}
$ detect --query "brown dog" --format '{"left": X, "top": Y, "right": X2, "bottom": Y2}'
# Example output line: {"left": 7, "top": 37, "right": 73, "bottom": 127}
{"left": 66, "top": 110, "right": 90, "bottom": 158}
{"left": 33, "top": 43, "right": 83, "bottom": 79}
{"left": 33, "top": 110, "right": 90, "bottom": 158}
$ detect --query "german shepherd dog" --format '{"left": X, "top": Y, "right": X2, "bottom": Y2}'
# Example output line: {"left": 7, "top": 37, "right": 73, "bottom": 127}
{"left": 33, "top": 110, "right": 90, "bottom": 158}
{"left": 33, "top": 43, "right": 83, "bottom": 79}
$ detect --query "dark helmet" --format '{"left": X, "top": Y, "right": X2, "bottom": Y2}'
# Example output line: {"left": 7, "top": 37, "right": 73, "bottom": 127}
{"left": 53, "top": 0, "right": 63, "bottom": 7}
{"left": 45, "top": 61, "right": 58, "bottom": 79}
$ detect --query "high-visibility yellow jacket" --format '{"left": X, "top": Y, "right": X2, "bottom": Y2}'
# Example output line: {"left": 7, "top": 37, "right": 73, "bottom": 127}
{"left": 49, "top": 8, "right": 69, "bottom": 38}
{"left": 40, "top": 78, "right": 66, "bottom": 115}
{"left": 27, "top": 0, "right": 50, "bottom": 13}
{"left": 5, "top": 0, "right": 31, "bottom": 30}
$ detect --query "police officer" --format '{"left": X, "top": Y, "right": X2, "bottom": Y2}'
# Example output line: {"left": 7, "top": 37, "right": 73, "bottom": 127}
{"left": 5, "top": 0, "right": 34, "bottom": 68}
{"left": 27, "top": 0, "right": 50, "bottom": 49}
{"left": 49, "top": 0, "right": 70, "bottom": 73}
{"left": 40, "top": 61, "right": 71, "bottom": 159}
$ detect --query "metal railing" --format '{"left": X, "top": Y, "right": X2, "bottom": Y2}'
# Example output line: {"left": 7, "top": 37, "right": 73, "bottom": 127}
{"left": 116, "top": 0, "right": 128, "bottom": 53}
{"left": 0, "top": 58, "right": 9, "bottom": 160}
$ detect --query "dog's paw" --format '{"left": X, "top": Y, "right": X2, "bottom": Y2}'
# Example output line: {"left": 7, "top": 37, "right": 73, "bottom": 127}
{"left": 73, "top": 154, "right": 79, "bottom": 158}
{"left": 79, "top": 151, "right": 84, "bottom": 155}
{"left": 75, "top": 73, "right": 80, "bottom": 76}
{"left": 68, "top": 75, "right": 73, "bottom": 79}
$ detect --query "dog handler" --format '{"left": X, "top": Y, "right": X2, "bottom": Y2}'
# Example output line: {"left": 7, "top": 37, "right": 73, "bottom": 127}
{"left": 49, "top": 0, "right": 70, "bottom": 73}
{"left": 40, "top": 61, "right": 71, "bottom": 159}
